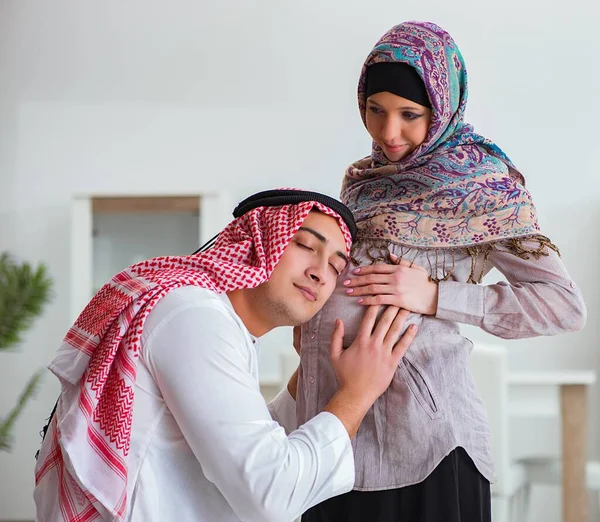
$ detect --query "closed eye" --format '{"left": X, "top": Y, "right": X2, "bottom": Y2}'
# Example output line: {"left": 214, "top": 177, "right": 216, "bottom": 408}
{"left": 295, "top": 241, "right": 314, "bottom": 252}
{"left": 329, "top": 263, "right": 341, "bottom": 276}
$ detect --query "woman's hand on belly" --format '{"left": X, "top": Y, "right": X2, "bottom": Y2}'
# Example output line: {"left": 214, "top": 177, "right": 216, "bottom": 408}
{"left": 343, "top": 254, "right": 439, "bottom": 315}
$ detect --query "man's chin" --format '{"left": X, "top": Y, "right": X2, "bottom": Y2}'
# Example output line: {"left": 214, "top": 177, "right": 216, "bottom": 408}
{"left": 284, "top": 308, "right": 318, "bottom": 328}
{"left": 272, "top": 296, "right": 321, "bottom": 327}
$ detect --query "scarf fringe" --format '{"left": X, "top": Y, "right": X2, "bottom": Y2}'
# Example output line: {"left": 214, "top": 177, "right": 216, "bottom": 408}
{"left": 350, "top": 235, "right": 559, "bottom": 284}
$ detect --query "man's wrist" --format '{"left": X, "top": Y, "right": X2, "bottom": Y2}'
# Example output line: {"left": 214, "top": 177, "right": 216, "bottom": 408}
{"left": 323, "top": 388, "right": 374, "bottom": 439}
{"left": 334, "top": 387, "right": 374, "bottom": 413}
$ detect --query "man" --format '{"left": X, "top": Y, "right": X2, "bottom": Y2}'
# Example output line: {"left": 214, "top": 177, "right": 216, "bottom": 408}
{"left": 33, "top": 189, "right": 417, "bottom": 522}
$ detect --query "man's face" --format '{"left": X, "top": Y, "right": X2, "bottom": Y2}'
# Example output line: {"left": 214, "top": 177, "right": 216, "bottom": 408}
{"left": 256, "top": 210, "right": 349, "bottom": 327}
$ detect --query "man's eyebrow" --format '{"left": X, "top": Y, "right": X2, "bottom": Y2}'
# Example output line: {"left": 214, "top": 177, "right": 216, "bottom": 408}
{"left": 298, "top": 226, "right": 326, "bottom": 243}
{"left": 298, "top": 227, "right": 349, "bottom": 264}
{"left": 336, "top": 251, "right": 349, "bottom": 264}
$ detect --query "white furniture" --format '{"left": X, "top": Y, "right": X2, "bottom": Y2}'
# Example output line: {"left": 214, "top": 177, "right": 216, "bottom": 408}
{"left": 468, "top": 344, "right": 530, "bottom": 522}
{"left": 524, "top": 457, "right": 600, "bottom": 507}
{"left": 70, "top": 192, "right": 231, "bottom": 321}
{"left": 470, "top": 345, "right": 598, "bottom": 522}
{"left": 508, "top": 371, "right": 598, "bottom": 522}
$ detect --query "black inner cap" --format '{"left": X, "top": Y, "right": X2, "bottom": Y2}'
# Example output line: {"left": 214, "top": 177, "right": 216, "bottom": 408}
{"left": 366, "top": 62, "right": 431, "bottom": 109}
{"left": 192, "top": 189, "right": 357, "bottom": 255}
{"left": 233, "top": 189, "right": 357, "bottom": 241}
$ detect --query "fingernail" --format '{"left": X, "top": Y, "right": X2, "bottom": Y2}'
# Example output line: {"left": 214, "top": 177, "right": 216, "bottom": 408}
{"left": 409, "top": 324, "right": 417, "bottom": 331}
{"left": 357, "top": 298, "right": 364, "bottom": 303}
{"left": 353, "top": 268, "right": 361, "bottom": 274}
{"left": 346, "top": 288, "right": 354, "bottom": 294}
{"left": 343, "top": 279, "right": 351, "bottom": 286}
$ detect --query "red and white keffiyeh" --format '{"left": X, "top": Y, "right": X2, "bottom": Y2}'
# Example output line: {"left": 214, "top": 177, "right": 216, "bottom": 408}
{"left": 34, "top": 199, "right": 352, "bottom": 522}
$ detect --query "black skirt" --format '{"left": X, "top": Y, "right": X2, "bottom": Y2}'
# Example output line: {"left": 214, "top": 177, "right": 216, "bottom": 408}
{"left": 302, "top": 447, "right": 491, "bottom": 522}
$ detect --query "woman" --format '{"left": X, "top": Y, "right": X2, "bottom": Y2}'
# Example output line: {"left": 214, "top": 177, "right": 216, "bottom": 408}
{"left": 297, "top": 21, "right": 586, "bottom": 522}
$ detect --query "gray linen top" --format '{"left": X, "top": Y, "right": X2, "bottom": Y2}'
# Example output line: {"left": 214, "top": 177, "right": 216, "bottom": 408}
{"left": 296, "top": 240, "right": 586, "bottom": 490}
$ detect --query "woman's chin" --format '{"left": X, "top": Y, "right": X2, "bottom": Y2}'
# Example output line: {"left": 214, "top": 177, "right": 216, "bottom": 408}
{"left": 382, "top": 147, "right": 412, "bottom": 163}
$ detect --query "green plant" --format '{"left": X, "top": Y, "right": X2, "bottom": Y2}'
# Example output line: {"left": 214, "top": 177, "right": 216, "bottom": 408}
{"left": 0, "top": 253, "right": 53, "bottom": 451}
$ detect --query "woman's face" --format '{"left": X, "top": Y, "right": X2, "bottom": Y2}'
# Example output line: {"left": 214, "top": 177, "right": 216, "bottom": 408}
{"left": 365, "top": 91, "right": 432, "bottom": 162}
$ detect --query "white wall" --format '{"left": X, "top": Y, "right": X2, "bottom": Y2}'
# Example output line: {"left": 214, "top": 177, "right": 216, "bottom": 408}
{"left": 0, "top": 1, "right": 598, "bottom": 520}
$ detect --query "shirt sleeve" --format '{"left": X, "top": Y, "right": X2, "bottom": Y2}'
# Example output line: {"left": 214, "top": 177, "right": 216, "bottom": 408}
{"left": 144, "top": 302, "right": 354, "bottom": 522}
{"left": 267, "top": 387, "right": 298, "bottom": 435}
{"left": 435, "top": 242, "right": 587, "bottom": 339}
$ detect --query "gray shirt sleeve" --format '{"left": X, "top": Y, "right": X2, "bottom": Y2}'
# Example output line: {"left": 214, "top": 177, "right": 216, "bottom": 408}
{"left": 435, "top": 242, "right": 587, "bottom": 339}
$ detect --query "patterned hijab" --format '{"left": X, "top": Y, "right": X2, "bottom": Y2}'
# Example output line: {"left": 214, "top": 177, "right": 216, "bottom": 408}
{"left": 34, "top": 190, "right": 353, "bottom": 522}
{"left": 341, "top": 21, "right": 554, "bottom": 272}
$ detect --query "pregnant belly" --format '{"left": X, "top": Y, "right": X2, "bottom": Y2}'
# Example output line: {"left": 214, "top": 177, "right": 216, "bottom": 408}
{"left": 314, "top": 279, "right": 423, "bottom": 348}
